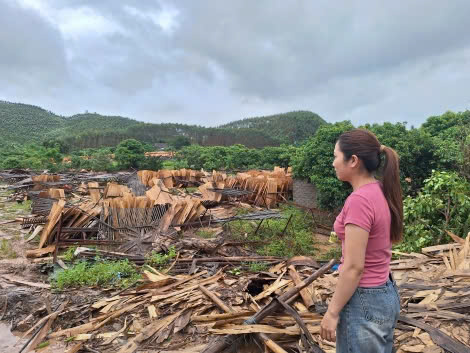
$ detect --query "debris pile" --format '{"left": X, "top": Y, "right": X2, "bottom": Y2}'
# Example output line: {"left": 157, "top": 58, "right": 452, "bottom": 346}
{"left": 15, "top": 234, "right": 470, "bottom": 353}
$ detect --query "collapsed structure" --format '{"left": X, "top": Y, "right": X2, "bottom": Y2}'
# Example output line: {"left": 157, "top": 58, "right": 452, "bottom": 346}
{"left": 1, "top": 168, "right": 469, "bottom": 353}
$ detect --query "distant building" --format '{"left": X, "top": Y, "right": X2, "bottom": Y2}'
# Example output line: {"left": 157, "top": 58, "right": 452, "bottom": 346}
{"left": 154, "top": 143, "right": 168, "bottom": 150}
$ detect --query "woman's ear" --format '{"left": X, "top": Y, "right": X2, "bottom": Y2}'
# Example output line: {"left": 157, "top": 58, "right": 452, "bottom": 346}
{"left": 350, "top": 154, "right": 359, "bottom": 168}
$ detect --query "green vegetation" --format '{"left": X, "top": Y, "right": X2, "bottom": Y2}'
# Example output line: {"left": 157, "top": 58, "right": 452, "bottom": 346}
{"left": 63, "top": 246, "right": 77, "bottom": 262}
{"left": 196, "top": 229, "right": 216, "bottom": 238}
{"left": 220, "top": 111, "right": 326, "bottom": 145}
{"left": 10, "top": 200, "right": 32, "bottom": 212}
{"left": 246, "top": 262, "right": 269, "bottom": 272}
{"left": 176, "top": 144, "right": 296, "bottom": 170}
{"left": 36, "top": 341, "right": 50, "bottom": 349}
{"left": 0, "top": 101, "right": 65, "bottom": 144}
{"left": 395, "top": 170, "right": 470, "bottom": 253}
{"left": 53, "top": 259, "right": 141, "bottom": 290}
{"left": 0, "top": 239, "right": 17, "bottom": 259}
{"left": 0, "top": 101, "right": 322, "bottom": 150}
{"left": 228, "top": 205, "right": 316, "bottom": 257}
{"left": 145, "top": 247, "right": 177, "bottom": 269}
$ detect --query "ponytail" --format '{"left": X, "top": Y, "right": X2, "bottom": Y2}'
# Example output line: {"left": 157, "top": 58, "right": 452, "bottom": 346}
{"left": 381, "top": 146, "right": 403, "bottom": 243}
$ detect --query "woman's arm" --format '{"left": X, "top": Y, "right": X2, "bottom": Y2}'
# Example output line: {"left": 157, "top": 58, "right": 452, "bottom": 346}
{"left": 320, "top": 224, "right": 369, "bottom": 342}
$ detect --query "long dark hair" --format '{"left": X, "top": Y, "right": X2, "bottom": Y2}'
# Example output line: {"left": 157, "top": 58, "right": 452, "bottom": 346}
{"left": 338, "top": 129, "right": 403, "bottom": 243}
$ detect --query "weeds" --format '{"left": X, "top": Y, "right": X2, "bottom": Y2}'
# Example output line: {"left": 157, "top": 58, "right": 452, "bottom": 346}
{"left": 63, "top": 246, "right": 77, "bottom": 262}
{"left": 196, "top": 229, "right": 215, "bottom": 239}
{"left": 52, "top": 259, "right": 141, "bottom": 290}
{"left": 0, "top": 239, "right": 17, "bottom": 259}
{"left": 9, "top": 200, "right": 32, "bottom": 212}
{"left": 228, "top": 204, "right": 316, "bottom": 258}
{"left": 145, "top": 247, "right": 177, "bottom": 269}
{"left": 246, "top": 262, "right": 268, "bottom": 272}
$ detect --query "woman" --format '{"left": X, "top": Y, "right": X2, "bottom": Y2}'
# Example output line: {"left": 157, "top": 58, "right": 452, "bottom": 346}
{"left": 320, "top": 129, "right": 402, "bottom": 353}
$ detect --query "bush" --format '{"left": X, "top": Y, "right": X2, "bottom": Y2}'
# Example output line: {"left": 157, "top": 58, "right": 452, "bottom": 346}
{"left": 396, "top": 170, "right": 470, "bottom": 253}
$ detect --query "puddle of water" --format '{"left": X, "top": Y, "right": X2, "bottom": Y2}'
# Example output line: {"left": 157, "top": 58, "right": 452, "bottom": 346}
{"left": 0, "top": 322, "right": 25, "bottom": 351}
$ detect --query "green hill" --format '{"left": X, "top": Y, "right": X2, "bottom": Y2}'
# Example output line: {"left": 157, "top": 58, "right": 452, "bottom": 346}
{"left": 220, "top": 111, "right": 326, "bottom": 144}
{"left": 0, "top": 101, "right": 326, "bottom": 149}
{"left": 0, "top": 101, "right": 66, "bottom": 144}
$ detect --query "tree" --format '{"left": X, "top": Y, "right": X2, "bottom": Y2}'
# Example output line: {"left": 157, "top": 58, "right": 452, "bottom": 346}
{"left": 115, "top": 139, "right": 145, "bottom": 169}
{"left": 169, "top": 136, "right": 191, "bottom": 150}
{"left": 396, "top": 170, "right": 470, "bottom": 252}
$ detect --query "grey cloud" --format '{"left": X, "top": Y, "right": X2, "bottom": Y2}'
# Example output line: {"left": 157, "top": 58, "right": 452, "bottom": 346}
{"left": 1, "top": 0, "right": 470, "bottom": 127}
{"left": 0, "top": 1, "right": 68, "bottom": 95}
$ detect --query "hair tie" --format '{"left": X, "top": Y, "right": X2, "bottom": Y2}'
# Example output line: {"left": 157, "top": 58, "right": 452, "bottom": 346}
{"left": 380, "top": 145, "right": 386, "bottom": 153}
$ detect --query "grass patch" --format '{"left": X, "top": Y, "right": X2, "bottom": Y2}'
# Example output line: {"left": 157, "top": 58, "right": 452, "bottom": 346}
{"left": 9, "top": 200, "right": 32, "bottom": 212}
{"left": 196, "top": 229, "right": 216, "bottom": 239}
{"left": 0, "top": 239, "right": 17, "bottom": 259}
{"left": 228, "top": 204, "right": 316, "bottom": 258}
{"left": 52, "top": 259, "right": 141, "bottom": 290}
{"left": 145, "top": 247, "right": 177, "bottom": 269}
{"left": 245, "top": 262, "right": 269, "bottom": 272}
{"left": 185, "top": 186, "right": 199, "bottom": 193}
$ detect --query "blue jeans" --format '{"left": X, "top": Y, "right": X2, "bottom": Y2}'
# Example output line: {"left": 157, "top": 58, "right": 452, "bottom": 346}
{"left": 336, "top": 276, "right": 400, "bottom": 353}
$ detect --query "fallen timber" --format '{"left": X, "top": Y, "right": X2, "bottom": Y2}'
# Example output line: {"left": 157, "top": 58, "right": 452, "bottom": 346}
{"left": 201, "top": 259, "right": 336, "bottom": 353}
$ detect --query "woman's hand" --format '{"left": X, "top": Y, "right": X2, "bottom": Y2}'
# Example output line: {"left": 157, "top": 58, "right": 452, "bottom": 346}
{"left": 320, "top": 310, "right": 339, "bottom": 342}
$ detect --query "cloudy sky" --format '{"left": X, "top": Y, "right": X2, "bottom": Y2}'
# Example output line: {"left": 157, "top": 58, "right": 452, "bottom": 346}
{"left": 2, "top": 0, "right": 470, "bottom": 127}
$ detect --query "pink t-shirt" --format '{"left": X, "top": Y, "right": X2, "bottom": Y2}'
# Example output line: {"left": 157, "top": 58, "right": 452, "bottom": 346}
{"left": 333, "top": 181, "right": 391, "bottom": 287}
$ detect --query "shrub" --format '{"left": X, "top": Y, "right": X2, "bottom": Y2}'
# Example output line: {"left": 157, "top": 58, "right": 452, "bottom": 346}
{"left": 396, "top": 170, "right": 470, "bottom": 253}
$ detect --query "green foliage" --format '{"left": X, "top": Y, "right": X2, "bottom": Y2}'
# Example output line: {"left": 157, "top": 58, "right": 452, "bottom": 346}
{"left": 138, "top": 156, "right": 163, "bottom": 171}
{"left": 63, "top": 246, "right": 77, "bottom": 262}
{"left": 36, "top": 341, "right": 50, "bottom": 349}
{"left": 53, "top": 259, "right": 141, "bottom": 290}
{"left": 0, "top": 239, "right": 17, "bottom": 259}
{"left": 169, "top": 135, "right": 191, "bottom": 150}
{"left": 229, "top": 205, "right": 316, "bottom": 257}
{"left": 10, "top": 200, "right": 31, "bottom": 212}
{"left": 365, "top": 122, "right": 438, "bottom": 194}
{"left": 145, "top": 247, "right": 177, "bottom": 269}
{"left": 422, "top": 111, "right": 470, "bottom": 179}
{"left": 246, "top": 262, "right": 269, "bottom": 272}
{"left": 0, "top": 101, "right": 65, "bottom": 144}
{"left": 115, "top": 139, "right": 145, "bottom": 169}
{"left": 220, "top": 110, "right": 326, "bottom": 145}
{"left": 396, "top": 170, "right": 470, "bottom": 253}
{"left": 0, "top": 101, "right": 325, "bottom": 150}
{"left": 177, "top": 144, "right": 295, "bottom": 171}
{"left": 196, "top": 229, "right": 216, "bottom": 238}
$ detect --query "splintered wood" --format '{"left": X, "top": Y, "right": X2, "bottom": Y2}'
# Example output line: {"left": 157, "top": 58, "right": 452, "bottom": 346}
{"left": 44, "top": 261, "right": 335, "bottom": 353}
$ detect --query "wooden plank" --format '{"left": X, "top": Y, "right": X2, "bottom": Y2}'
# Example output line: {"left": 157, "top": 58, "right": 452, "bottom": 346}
{"left": 26, "top": 244, "right": 56, "bottom": 258}
{"left": 288, "top": 265, "right": 314, "bottom": 308}
{"left": 1, "top": 274, "right": 51, "bottom": 289}
{"left": 39, "top": 199, "right": 65, "bottom": 248}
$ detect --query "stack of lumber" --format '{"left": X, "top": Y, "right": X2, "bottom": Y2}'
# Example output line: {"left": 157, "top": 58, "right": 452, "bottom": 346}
{"left": 138, "top": 169, "right": 206, "bottom": 188}
{"left": 225, "top": 168, "right": 292, "bottom": 208}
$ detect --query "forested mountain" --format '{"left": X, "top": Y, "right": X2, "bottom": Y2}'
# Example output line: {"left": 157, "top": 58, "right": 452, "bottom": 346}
{"left": 0, "top": 101, "right": 66, "bottom": 143}
{"left": 0, "top": 101, "right": 325, "bottom": 149}
{"left": 220, "top": 111, "right": 326, "bottom": 144}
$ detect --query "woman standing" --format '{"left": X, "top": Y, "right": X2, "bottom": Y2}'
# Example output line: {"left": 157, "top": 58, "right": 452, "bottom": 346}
{"left": 320, "top": 129, "right": 402, "bottom": 353}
